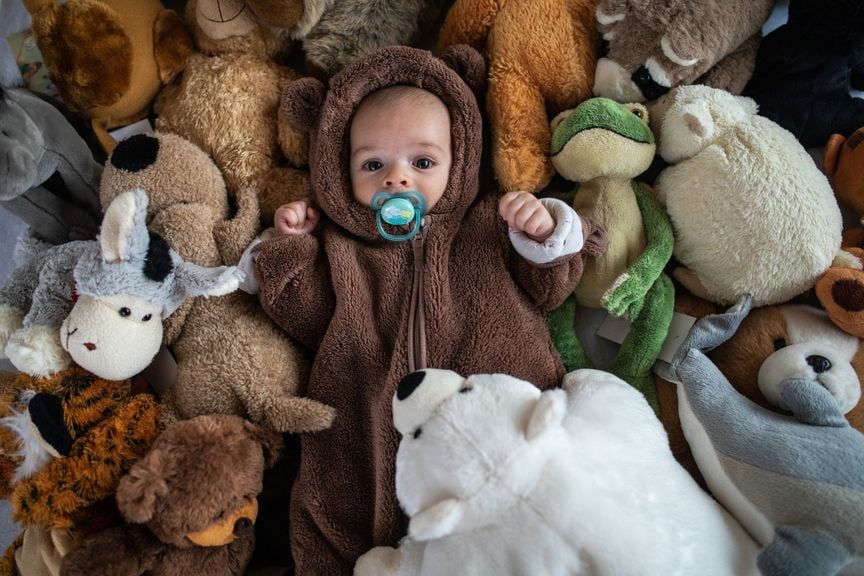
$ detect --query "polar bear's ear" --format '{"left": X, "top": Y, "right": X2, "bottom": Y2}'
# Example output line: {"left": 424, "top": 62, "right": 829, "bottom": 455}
{"left": 680, "top": 102, "right": 714, "bottom": 140}
{"left": 408, "top": 498, "right": 463, "bottom": 541}
{"left": 526, "top": 389, "right": 566, "bottom": 440}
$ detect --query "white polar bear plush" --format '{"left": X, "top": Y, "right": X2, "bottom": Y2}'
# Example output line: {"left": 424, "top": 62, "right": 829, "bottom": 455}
{"left": 653, "top": 84, "right": 845, "bottom": 307}
{"left": 355, "top": 368, "right": 761, "bottom": 576}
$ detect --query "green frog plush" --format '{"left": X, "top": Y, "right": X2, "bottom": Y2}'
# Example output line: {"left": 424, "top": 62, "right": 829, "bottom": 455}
{"left": 549, "top": 97, "right": 674, "bottom": 408}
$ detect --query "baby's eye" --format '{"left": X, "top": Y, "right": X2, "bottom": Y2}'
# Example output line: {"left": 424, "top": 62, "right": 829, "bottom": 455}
{"left": 414, "top": 158, "right": 434, "bottom": 169}
{"left": 362, "top": 160, "right": 383, "bottom": 171}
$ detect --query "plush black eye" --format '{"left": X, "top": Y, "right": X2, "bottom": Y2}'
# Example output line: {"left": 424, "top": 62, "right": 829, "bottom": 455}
{"left": 119, "top": 307, "right": 131, "bottom": 317}
{"left": 413, "top": 427, "right": 422, "bottom": 439}
{"left": 459, "top": 386, "right": 473, "bottom": 394}
{"left": 773, "top": 338, "right": 787, "bottom": 351}
{"left": 631, "top": 108, "right": 643, "bottom": 118}
{"left": 142, "top": 314, "right": 152, "bottom": 322}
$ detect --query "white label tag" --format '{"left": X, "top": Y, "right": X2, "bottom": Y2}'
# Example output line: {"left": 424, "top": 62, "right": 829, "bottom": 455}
{"left": 108, "top": 118, "right": 154, "bottom": 141}
{"left": 596, "top": 311, "right": 697, "bottom": 364}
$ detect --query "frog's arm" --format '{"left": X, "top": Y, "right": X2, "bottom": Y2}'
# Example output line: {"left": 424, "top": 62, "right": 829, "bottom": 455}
{"left": 602, "top": 182, "right": 674, "bottom": 318}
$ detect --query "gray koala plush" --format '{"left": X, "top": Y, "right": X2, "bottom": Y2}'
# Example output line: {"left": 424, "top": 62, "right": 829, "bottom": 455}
{"left": 0, "top": 87, "right": 103, "bottom": 244}
{"left": 0, "top": 189, "right": 243, "bottom": 380}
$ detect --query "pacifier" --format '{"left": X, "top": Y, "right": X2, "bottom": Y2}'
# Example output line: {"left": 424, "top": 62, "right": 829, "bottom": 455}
{"left": 371, "top": 191, "right": 427, "bottom": 242}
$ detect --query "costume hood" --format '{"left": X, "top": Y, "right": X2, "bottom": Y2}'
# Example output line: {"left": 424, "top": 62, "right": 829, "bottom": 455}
{"left": 281, "top": 45, "right": 486, "bottom": 240}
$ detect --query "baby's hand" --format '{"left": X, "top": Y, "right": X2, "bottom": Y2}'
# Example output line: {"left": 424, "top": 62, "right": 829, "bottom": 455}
{"left": 499, "top": 191, "right": 555, "bottom": 242}
{"left": 275, "top": 200, "right": 320, "bottom": 235}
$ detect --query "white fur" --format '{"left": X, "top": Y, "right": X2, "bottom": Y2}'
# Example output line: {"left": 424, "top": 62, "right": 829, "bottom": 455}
{"left": 593, "top": 58, "right": 645, "bottom": 102}
{"left": 5, "top": 325, "right": 70, "bottom": 376}
{"left": 655, "top": 85, "right": 843, "bottom": 306}
{"left": 99, "top": 190, "right": 138, "bottom": 263}
{"left": 0, "top": 304, "right": 24, "bottom": 358}
{"left": 0, "top": 391, "right": 56, "bottom": 483}
{"left": 644, "top": 57, "right": 672, "bottom": 87}
{"left": 660, "top": 35, "right": 699, "bottom": 67}
{"left": 596, "top": 6, "right": 625, "bottom": 25}
{"left": 356, "top": 369, "right": 760, "bottom": 575}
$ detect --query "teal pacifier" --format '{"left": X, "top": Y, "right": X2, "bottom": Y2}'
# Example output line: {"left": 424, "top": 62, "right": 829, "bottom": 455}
{"left": 371, "top": 191, "right": 427, "bottom": 242}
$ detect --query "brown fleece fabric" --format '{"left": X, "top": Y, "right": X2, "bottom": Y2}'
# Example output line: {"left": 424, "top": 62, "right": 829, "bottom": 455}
{"left": 256, "top": 45, "right": 607, "bottom": 575}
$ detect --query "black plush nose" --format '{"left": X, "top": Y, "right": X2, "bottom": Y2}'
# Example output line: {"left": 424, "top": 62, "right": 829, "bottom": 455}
{"left": 109, "top": 134, "right": 160, "bottom": 172}
{"left": 397, "top": 371, "right": 426, "bottom": 400}
{"left": 631, "top": 65, "right": 671, "bottom": 101}
{"left": 806, "top": 355, "right": 832, "bottom": 374}
{"left": 233, "top": 517, "right": 253, "bottom": 535}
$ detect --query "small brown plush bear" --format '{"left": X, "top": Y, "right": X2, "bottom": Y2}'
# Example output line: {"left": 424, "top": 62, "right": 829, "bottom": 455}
{"left": 59, "top": 415, "right": 282, "bottom": 576}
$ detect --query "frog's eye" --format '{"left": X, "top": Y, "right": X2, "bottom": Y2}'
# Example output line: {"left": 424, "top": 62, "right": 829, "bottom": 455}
{"left": 631, "top": 108, "right": 643, "bottom": 119}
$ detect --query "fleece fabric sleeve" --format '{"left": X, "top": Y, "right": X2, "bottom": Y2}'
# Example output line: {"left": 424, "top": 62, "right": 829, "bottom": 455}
{"left": 509, "top": 199, "right": 608, "bottom": 312}
{"left": 254, "top": 233, "right": 336, "bottom": 351}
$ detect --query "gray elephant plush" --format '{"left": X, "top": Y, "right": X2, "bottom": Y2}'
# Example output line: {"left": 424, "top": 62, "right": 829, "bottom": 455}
{"left": 655, "top": 296, "right": 864, "bottom": 576}
{"left": 0, "top": 87, "right": 103, "bottom": 244}
{"left": 0, "top": 189, "right": 243, "bottom": 380}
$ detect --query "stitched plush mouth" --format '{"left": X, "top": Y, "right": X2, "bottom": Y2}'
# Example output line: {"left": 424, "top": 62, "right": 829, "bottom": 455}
{"left": 83, "top": 342, "right": 97, "bottom": 351}
{"left": 65, "top": 327, "right": 77, "bottom": 349}
{"left": 201, "top": 2, "right": 247, "bottom": 23}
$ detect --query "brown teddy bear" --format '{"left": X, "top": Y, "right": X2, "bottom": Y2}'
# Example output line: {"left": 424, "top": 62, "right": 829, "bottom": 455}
{"left": 153, "top": 0, "right": 310, "bottom": 226}
{"left": 101, "top": 132, "right": 335, "bottom": 434}
{"left": 59, "top": 415, "right": 282, "bottom": 576}
{"left": 22, "top": 0, "right": 193, "bottom": 152}
{"left": 437, "top": 0, "right": 601, "bottom": 194}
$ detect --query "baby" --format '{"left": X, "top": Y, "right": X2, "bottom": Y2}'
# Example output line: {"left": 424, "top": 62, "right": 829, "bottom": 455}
{"left": 248, "top": 45, "right": 606, "bottom": 575}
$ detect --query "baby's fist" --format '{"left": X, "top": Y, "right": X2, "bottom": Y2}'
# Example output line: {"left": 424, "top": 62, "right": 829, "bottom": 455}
{"left": 499, "top": 192, "right": 555, "bottom": 242}
{"left": 275, "top": 200, "right": 320, "bottom": 235}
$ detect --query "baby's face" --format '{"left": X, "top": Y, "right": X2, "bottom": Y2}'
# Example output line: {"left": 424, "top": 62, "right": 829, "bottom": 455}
{"left": 350, "top": 94, "right": 452, "bottom": 211}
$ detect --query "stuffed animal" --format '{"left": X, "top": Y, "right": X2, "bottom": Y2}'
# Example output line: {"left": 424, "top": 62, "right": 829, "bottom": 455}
{"left": 0, "top": 0, "right": 31, "bottom": 87}
{"left": 101, "top": 134, "right": 335, "bottom": 433}
{"left": 653, "top": 84, "right": 844, "bottom": 307}
{"left": 436, "top": 0, "right": 599, "bottom": 194}
{"left": 593, "top": 0, "right": 774, "bottom": 103}
{"left": 0, "top": 189, "right": 243, "bottom": 379}
{"left": 742, "top": 0, "right": 864, "bottom": 148}
{"left": 548, "top": 97, "right": 674, "bottom": 405}
{"left": 60, "top": 414, "right": 282, "bottom": 576}
{"left": 355, "top": 368, "right": 759, "bottom": 575}
{"left": 655, "top": 295, "right": 864, "bottom": 576}
{"left": 153, "top": 0, "right": 311, "bottom": 225}
{"left": 0, "top": 87, "right": 102, "bottom": 244}
{"left": 21, "top": 0, "right": 194, "bottom": 152}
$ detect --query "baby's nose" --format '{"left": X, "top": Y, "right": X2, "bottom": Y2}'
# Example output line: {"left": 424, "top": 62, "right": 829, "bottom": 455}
{"left": 384, "top": 168, "right": 411, "bottom": 188}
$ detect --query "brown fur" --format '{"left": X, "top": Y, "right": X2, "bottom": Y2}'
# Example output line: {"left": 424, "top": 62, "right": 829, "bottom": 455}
{"left": 438, "top": 0, "right": 600, "bottom": 193}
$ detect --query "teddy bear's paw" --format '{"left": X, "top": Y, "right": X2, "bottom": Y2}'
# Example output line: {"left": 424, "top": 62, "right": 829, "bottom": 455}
{"left": 5, "top": 326, "right": 71, "bottom": 377}
{"left": 354, "top": 546, "right": 401, "bottom": 576}
{"left": 0, "top": 305, "right": 25, "bottom": 358}
{"left": 262, "top": 397, "right": 336, "bottom": 434}
{"left": 494, "top": 146, "right": 555, "bottom": 195}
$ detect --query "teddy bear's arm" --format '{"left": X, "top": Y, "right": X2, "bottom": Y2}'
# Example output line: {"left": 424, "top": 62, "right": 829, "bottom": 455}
{"left": 510, "top": 215, "right": 608, "bottom": 312}
{"left": 10, "top": 395, "right": 160, "bottom": 529}
{"left": 60, "top": 523, "right": 162, "bottom": 576}
{"left": 213, "top": 187, "right": 261, "bottom": 266}
{"left": 255, "top": 234, "right": 335, "bottom": 350}
{"left": 152, "top": 9, "right": 194, "bottom": 85}
{"left": 436, "top": 0, "right": 500, "bottom": 53}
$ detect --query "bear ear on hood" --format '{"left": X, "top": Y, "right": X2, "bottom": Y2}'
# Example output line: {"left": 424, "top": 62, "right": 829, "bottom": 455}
{"left": 440, "top": 45, "right": 486, "bottom": 96}
{"left": 116, "top": 450, "right": 171, "bottom": 524}
{"left": 281, "top": 77, "right": 328, "bottom": 134}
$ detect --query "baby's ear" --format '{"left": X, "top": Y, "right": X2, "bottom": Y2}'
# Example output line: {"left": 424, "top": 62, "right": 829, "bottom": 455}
{"left": 824, "top": 134, "right": 847, "bottom": 176}
{"left": 281, "top": 77, "right": 328, "bottom": 133}
{"left": 441, "top": 45, "right": 486, "bottom": 96}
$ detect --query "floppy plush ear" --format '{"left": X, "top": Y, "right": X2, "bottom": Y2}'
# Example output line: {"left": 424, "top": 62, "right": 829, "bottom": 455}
{"left": 441, "top": 44, "right": 486, "bottom": 95}
{"left": 281, "top": 77, "right": 327, "bottom": 134}
{"left": 680, "top": 102, "right": 714, "bottom": 140}
{"left": 243, "top": 420, "right": 284, "bottom": 468}
{"left": 116, "top": 450, "right": 171, "bottom": 524}
{"left": 100, "top": 189, "right": 150, "bottom": 263}
{"left": 525, "top": 389, "right": 566, "bottom": 440}
{"left": 153, "top": 9, "right": 194, "bottom": 84}
{"left": 408, "top": 498, "right": 463, "bottom": 541}
{"left": 824, "top": 134, "right": 847, "bottom": 176}
{"left": 165, "top": 262, "right": 243, "bottom": 316}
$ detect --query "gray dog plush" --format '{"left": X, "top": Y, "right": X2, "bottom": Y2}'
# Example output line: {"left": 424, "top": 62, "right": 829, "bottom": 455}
{"left": 0, "top": 87, "right": 103, "bottom": 244}
{"left": 655, "top": 295, "right": 864, "bottom": 576}
{"left": 0, "top": 189, "right": 243, "bottom": 380}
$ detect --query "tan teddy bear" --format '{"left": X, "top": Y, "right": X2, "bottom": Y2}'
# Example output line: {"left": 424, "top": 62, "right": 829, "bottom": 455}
{"left": 437, "top": 0, "right": 601, "bottom": 194}
{"left": 153, "top": 0, "right": 311, "bottom": 225}
{"left": 101, "top": 132, "right": 335, "bottom": 434}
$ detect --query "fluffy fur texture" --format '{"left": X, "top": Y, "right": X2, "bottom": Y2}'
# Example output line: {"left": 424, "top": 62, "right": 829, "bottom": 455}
{"left": 59, "top": 415, "right": 282, "bottom": 576}
{"left": 154, "top": 0, "right": 310, "bottom": 226}
{"left": 22, "top": 0, "right": 193, "bottom": 151}
{"left": 356, "top": 368, "right": 759, "bottom": 575}
{"left": 656, "top": 297, "right": 864, "bottom": 575}
{"left": 593, "top": 0, "right": 774, "bottom": 103}
{"left": 653, "top": 85, "right": 843, "bottom": 306}
{"left": 743, "top": 0, "right": 864, "bottom": 148}
{"left": 101, "top": 133, "right": 332, "bottom": 433}
{"left": 263, "top": 45, "right": 606, "bottom": 575}
{"left": 0, "top": 88, "right": 102, "bottom": 245}
{"left": 437, "top": 0, "right": 600, "bottom": 193}
{"left": 0, "top": 190, "right": 242, "bottom": 379}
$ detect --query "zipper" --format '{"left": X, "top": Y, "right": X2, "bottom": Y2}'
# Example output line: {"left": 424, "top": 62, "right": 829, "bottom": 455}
{"left": 407, "top": 220, "right": 428, "bottom": 373}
